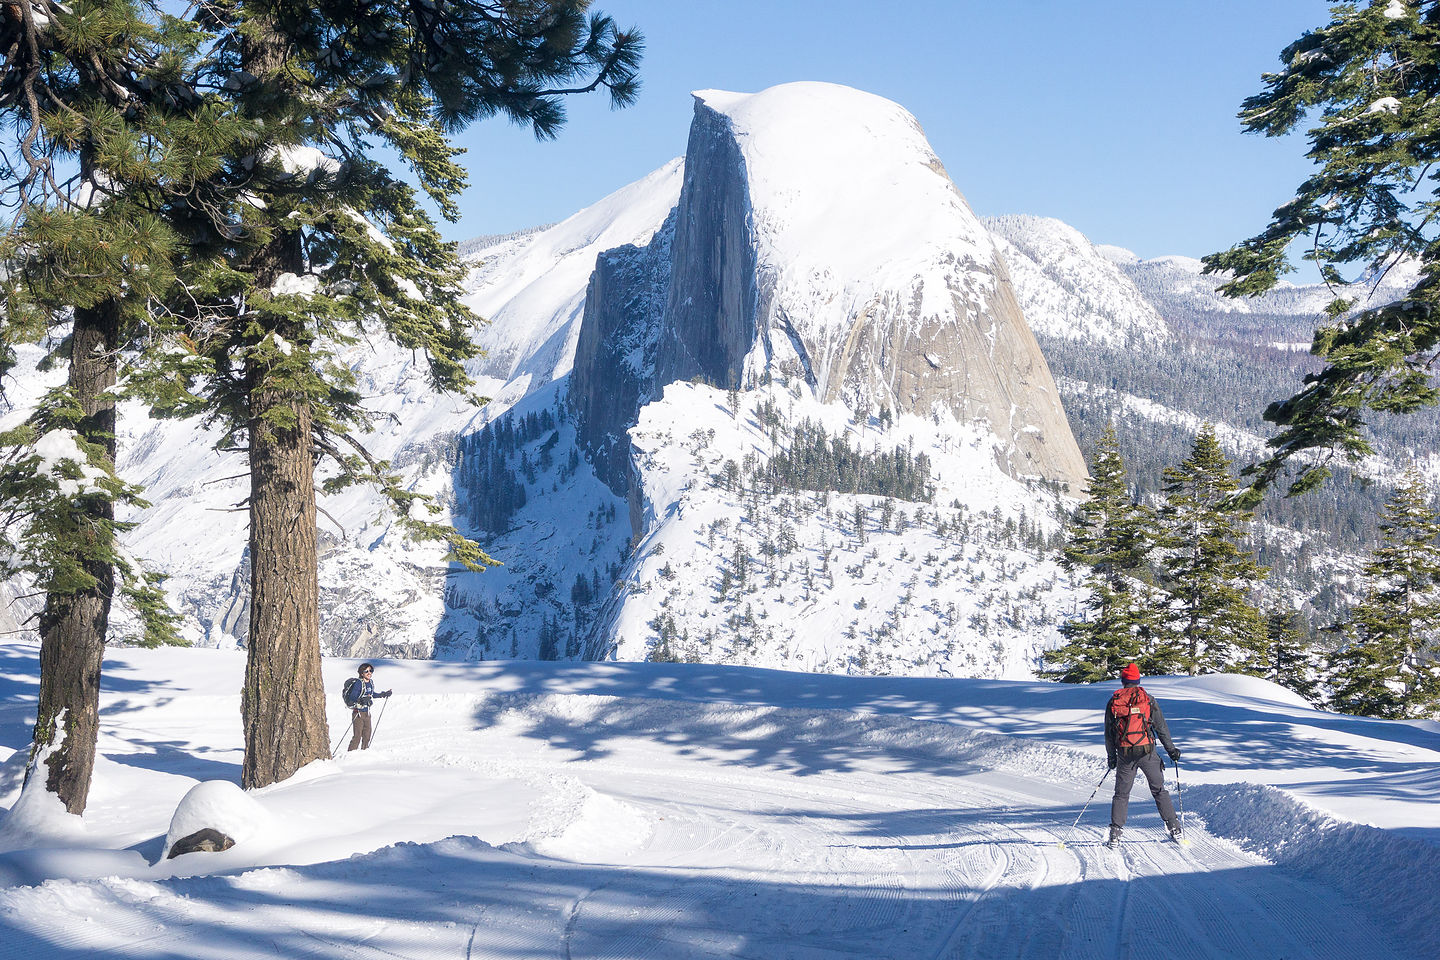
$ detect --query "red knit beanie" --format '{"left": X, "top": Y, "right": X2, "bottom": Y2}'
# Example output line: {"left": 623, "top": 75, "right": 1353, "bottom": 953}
{"left": 1121, "top": 662, "right": 1141, "bottom": 682}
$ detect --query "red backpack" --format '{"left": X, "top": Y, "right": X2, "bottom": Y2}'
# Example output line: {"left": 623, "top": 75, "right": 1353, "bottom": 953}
{"left": 1109, "top": 686, "right": 1153, "bottom": 749}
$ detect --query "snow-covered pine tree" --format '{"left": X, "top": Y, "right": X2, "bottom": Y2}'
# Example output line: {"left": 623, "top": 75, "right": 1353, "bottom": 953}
{"left": 0, "top": 1, "right": 216, "bottom": 813}
{"left": 1204, "top": 1, "right": 1440, "bottom": 496}
{"left": 1045, "top": 427, "right": 1169, "bottom": 682}
{"left": 144, "top": 1, "right": 642, "bottom": 788}
{"left": 1157, "top": 424, "right": 1268, "bottom": 675}
{"left": 1329, "top": 469, "right": 1440, "bottom": 718}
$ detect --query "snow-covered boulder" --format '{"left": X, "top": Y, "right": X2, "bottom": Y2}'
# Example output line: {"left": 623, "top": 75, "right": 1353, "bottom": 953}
{"left": 163, "top": 780, "right": 269, "bottom": 860}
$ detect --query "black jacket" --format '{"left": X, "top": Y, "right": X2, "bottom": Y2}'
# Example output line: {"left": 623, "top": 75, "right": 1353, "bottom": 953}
{"left": 1104, "top": 684, "right": 1178, "bottom": 765}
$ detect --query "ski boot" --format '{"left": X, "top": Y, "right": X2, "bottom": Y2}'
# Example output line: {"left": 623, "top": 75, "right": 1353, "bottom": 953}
{"left": 1106, "top": 825, "right": 1122, "bottom": 848}
{"left": 1166, "top": 819, "right": 1183, "bottom": 842}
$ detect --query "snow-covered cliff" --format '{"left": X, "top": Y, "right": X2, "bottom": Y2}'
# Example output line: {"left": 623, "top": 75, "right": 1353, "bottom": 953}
{"left": 638, "top": 84, "right": 1088, "bottom": 489}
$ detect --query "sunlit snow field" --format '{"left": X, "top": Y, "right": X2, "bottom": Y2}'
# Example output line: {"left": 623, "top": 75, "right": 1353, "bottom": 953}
{"left": 0, "top": 641, "right": 1437, "bottom": 958}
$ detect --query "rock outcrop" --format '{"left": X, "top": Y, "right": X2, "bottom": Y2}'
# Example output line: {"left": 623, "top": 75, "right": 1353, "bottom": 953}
{"left": 651, "top": 103, "right": 759, "bottom": 390}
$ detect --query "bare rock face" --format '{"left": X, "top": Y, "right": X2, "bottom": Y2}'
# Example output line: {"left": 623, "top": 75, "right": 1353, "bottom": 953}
{"left": 571, "top": 212, "right": 675, "bottom": 496}
{"left": 652, "top": 104, "right": 758, "bottom": 390}
{"left": 571, "top": 82, "right": 1087, "bottom": 492}
{"left": 812, "top": 248, "right": 1088, "bottom": 486}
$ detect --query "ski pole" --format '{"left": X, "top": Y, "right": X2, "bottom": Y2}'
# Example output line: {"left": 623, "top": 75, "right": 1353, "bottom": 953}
{"left": 1061, "top": 767, "right": 1112, "bottom": 846}
{"left": 368, "top": 697, "right": 390, "bottom": 747}
{"left": 330, "top": 712, "right": 349, "bottom": 758}
{"left": 1172, "top": 755, "right": 1186, "bottom": 832}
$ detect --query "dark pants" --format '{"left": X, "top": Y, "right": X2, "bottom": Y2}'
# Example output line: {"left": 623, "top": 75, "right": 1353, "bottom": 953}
{"left": 347, "top": 710, "right": 373, "bottom": 751}
{"left": 1111, "top": 747, "right": 1176, "bottom": 829}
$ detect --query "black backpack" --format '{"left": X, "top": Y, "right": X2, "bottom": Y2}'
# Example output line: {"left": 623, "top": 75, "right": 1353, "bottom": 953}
{"left": 342, "top": 677, "right": 360, "bottom": 706}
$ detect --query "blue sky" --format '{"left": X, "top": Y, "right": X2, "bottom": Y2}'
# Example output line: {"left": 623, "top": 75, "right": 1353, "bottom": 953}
{"left": 449, "top": 1, "right": 1335, "bottom": 265}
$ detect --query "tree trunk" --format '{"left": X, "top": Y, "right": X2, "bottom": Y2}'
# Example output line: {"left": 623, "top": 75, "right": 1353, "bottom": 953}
{"left": 235, "top": 14, "right": 330, "bottom": 790}
{"left": 238, "top": 212, "right": 330, "bottom": 787}
{"left": 237, "top": 17, "right": 329, "bottom": 785}
{"left": 28, "top": 300, "right": 120, "bottom": 815}
{"left": 241, "top": 362, "right": 330, "bottom": 788}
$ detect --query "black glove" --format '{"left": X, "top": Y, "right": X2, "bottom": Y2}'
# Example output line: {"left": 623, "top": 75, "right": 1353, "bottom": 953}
{"left": 359, "top": 695, "right": 373, "bottom": 708}
{"left": 380, "top": 690, "right": 393, "bottom": 698}
{"left": 1169, "top": 748, "right": 1181, "bottom": 762}
{"left": 1107, "top": 757, "right": 1117, "bottom": 770}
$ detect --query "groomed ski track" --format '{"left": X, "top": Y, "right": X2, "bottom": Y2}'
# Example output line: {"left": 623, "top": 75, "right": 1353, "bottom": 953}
{"left": 0, "top": 654, "right": 1427, "bottom": 960}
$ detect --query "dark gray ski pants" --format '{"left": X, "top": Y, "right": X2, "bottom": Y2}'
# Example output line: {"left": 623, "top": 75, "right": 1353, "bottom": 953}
{"left": 1110, "top": 747, "right": 1176, "bottom": 829}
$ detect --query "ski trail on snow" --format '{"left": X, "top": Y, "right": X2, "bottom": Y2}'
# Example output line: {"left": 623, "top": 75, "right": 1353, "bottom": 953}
{"left": 1, "top": 691, "right": 1429, "bottom": 960}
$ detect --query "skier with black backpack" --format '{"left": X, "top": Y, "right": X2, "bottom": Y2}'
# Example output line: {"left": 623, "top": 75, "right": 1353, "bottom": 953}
{"left": 1105, "top": 662, "right": 1182, "bottom": 847}
{"left": 342, "top": 663, "right": 392, "bottom": 751}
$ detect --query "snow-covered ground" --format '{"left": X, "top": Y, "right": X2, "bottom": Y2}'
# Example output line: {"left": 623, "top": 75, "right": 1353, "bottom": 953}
{"left": 0, "top": 641, "right": 1435, "bottom": 958}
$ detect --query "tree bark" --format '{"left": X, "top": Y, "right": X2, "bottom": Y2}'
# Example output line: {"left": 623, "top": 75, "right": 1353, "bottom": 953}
{"left": 28, "top": 299, "right": 119, "bottom": 815}
{"left": 237, "top": 17, "right": 330, "bottom": 787}
{"left": 240, "top": 360, "right": 330, "bottom": 788}
{"left": 239, "top": 228, "right": 330, "bottom": 787}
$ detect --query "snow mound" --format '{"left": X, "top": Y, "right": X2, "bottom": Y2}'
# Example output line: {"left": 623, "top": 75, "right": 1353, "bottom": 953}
{"left": 163, "top": 780, "right": 271, "bottom": 857}
{"left": 529, "top": 786, "right": 650, "bottom": 862}
{"left": 0, "top": 777, "right": 86, "bottom": 854}
{"left": 1169, "top": 674, "right": 1317, "bottom": 710}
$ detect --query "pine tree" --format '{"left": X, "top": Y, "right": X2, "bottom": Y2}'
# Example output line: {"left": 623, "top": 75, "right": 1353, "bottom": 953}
{"left": 1329, "top": 470, "right": 1440, "bottom": 718}
{"left": 1156, "top": 425, "right": 1268, "bottom": 674}
{"left": 1045, "top": 427, "right": 1168, "bottom": 682}
{"left": 538, "top": 616, "right": 561, "bottom": 661}
{"left": 141, "top": 1, "right": 642, "bottom": 788}
{"left": 1204, "top": 2, "right": 1440, "bottom": 496}
{"left": 0, "top": 0, "right": 206, "bottom": 813}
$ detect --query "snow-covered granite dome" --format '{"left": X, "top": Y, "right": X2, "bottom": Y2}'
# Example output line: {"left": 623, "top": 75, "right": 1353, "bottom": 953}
{"left": 593, "top": 81, "right": 1088, "bottom": 488}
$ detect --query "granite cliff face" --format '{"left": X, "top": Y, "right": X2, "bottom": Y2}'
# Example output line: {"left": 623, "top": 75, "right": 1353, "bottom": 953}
{"left": 651, "top": 101, "right": 758, "bottom": 391}
{"left": 570, "top": 212, "right": 674, "bottom": 494}
{"left": 571, "top": 82, "right": 1087, "bottom": 494}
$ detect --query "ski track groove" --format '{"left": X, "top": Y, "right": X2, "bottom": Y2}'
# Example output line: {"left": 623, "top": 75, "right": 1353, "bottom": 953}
{"left": 1131, "top": 830, "right": 1412, "bottom": 960}
{"left": 1111, "top": 844, "right": 1134, "bottom": 960}
{"left": 566, "top": 753, "right": 1418, "bottom": 960}
{"left": 926, "top": 839, "right": 1009, "bottom": 960}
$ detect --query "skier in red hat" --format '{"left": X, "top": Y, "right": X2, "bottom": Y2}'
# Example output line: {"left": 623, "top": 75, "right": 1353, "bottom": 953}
{"left": 1105, "top": 662, "right": 1182, "bottom": 846}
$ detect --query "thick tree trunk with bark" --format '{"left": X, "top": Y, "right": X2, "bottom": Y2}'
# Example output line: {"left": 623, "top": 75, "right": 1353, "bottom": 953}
{"left": 29, "top": 300, "right": 119, "bottom": 815}
{"left": 239, "top": 228, "right": 330, "bottom": 787}
{"left": 237, "top": 18, "right": 331, "bottom": 786}
{"left": 241, "top": 363, "right": 330, "bottom": 787}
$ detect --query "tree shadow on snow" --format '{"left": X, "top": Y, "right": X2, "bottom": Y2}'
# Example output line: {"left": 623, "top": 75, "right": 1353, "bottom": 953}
{"left": 103, "top": 736, "right": 240, "bottom": 783}
{"left": 443, "top": 660, "right": 1440, "bottom": 786}
{"left": 465, "top": 685, "right": 1021, "bottom": 780}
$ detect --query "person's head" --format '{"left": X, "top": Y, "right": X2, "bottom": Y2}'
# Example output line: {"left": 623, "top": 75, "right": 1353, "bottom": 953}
{"left": 358, "top": 663, "right": 375, "bottom": 679}
{"left": 1120, "top": 662, "right": 1140, "bottom": 686}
